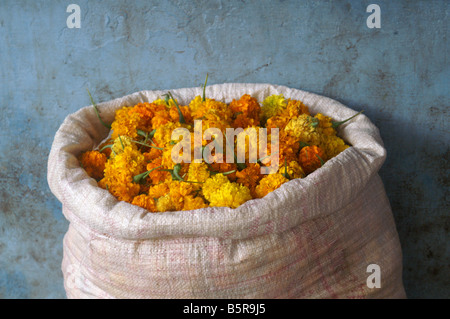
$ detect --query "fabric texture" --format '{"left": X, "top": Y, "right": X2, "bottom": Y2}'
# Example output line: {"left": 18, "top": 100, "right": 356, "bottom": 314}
{"left": 48, "top": 83, "right": 406, "bottom": 298}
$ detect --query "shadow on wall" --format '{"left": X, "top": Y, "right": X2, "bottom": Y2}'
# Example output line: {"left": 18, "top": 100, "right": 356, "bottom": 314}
{"left": 332, "top": 94, "right": 449, "bottom": 299}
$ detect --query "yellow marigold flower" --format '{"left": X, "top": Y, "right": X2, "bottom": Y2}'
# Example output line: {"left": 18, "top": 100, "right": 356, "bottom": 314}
{"left": 182, "top": 195, "right": 209, "bottom": 211}
{"left": 284, "top": 114, "right": 322, "bottom": 146}
{"left": 154, "top": 121, "right": 183, "bottom": 146}
{"left": 80, "top": 150, "right": 107, "bottom": 180}
{"left": 315, "top": 113, "right": 336, "bottom": 136}
{"left": 156, "top": 194, "right": 175, "bottom": 212}
{"left": 278, "top": 160, "right": 305, "bottom": 179}
{"left": 261, "top": 94, "right": 287, "bottom": 120}
{"left": 131, "top": 194, "right": 157, "bottom": 212}
{"left": 255, "top": 173, "right": 289, "bottom": 198}
{"left": 188, "top": 95, "right": 204, "bottom": 115}
{"left": 191, "top": 98, "right": 233, "bottom": 122}
{"left": 111, "top": 135, "right": 135, "bottom": 156}
{"left": 280, "top": 99, "right": 310, "bottom": 118}
{"left": 110, "top": 103, "right": 155, "bottom": 139}
{"left": 111, "top": 106, "right": 141, "bottom": 139}
{"left": 201, "top": 173, "right": 229, "bottom": 196}
{"left": 320, "top": 135, "right": 349, "bottom": 159}
{"left": 99, "top": 146, "right": 146, "bottom": 203}
{"left": 187, "top": 162, "right": 210, "bottom": 184}
{"left": 202, "top": 173, "right": 252, "bottom": 208}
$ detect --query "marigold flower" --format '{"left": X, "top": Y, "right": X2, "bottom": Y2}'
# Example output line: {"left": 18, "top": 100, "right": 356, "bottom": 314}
{"left": 280, "top": 99, "right": 310, "bottom": 118}
{"left": 278, "top": 160, "right": 305, "bottom": 179}
{"left": 320, "top": 135, "right": 349, "bottom": 159}
{"left": 131, "top": 194, "right": 157, "bottom": 212}
{"left": 261, "top": 94, "right": 287, "bottom": 120}
{"left": 254, "top": 173, "right": 289, "bottom": 198}
{"left": 315, "top": 113, "right": 336, "bottom": 136}
{"left": 182, "top": 195, "right": 209, "bottom": 211}
{"left": 110, "top": 103, "right": 155, "bottom": 139}
{"left": 156, "top": 194, "right": 175, "bottom": 212}
{"left": 235, "top": 163, "right": 262, "bottom": 198}
{"left": 298, "top": 145, "right": 326, "bottom": 174}
{"left": 146, "top": 157, "right": 171, "bottom": 185}
{"left": 230, "top": 94, "right": 261, "bottom": 125}
{"left": 111, "top": 135, "right": 135, "bottom": 156}
{"left": 98, "top": 146, "right": 146, "bottom": 203}
{"left": 88, "top": 90, "right": 355, "bottom": 211}
{"left": 80, "top": 150, "right": 107, "bottom": 180}
{"left": 284, "top": 114, "right": 322, "bottom": 146}
{"left": 202, "top": 174, "right": 252, "bottom": 208}
{"left": 187, "top": 162, "right": 211, "bottom": 184}
{"left": 148, "top": 182, "right": 170, "bottom": 199}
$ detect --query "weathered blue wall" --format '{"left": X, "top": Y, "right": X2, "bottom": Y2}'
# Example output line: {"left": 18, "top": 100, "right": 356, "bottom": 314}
{"left": 0, "top": 0, "right": 448, "bottom": 298}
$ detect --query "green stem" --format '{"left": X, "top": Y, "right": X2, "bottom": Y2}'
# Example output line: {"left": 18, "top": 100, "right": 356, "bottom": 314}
{"left": 131, "top": 140, "right": 164, "bottom": 150}
{"left": 166, "top": 92, "right": 186, "bottom": 124}
{"left": 210, "top": 169, "right": 236, "bottom": 176}
{"left": 118, "top": 135, "right": 125, "bottom": 150}
{"left": 282, "top": 158, "right": 291, "bottom": 180}
{"left": 99, "top": 144, "right": 113, "bottom": 153}
{"left": 316, "top": 154, "right": 325, "bottom": 166}
{"left": 332, "top": 110, "right": 364, "bottom": 129}
{"left": 133, "top": 165, "right": 162, "bottom": 184}
{"left": 298, "top": 141, "right": 309, "bottom": 149}
{"left": 202, "top": 73, "right": 209, "bottom": 102}
{"left": 87, "top": 88, "right": 111, "bottom": 129}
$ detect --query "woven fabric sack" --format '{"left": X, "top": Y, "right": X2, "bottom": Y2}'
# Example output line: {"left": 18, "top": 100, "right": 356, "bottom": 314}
{"left": 48, "top": 83, "right": 406, "bottom": 299}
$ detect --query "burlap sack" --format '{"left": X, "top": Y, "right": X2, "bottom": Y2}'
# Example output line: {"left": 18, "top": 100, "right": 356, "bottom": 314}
{"left": 47, "top": 83, "right": 406, "bottom": 299}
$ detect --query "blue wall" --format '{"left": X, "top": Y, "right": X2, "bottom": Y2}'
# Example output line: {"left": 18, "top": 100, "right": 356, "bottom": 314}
{"left": 0, "top": 0, "right": 448, "bottom": 298}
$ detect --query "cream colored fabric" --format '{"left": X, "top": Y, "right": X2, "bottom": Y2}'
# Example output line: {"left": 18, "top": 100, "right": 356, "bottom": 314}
{"left": 48, "top": 83, "right": 406, "bottom": 298}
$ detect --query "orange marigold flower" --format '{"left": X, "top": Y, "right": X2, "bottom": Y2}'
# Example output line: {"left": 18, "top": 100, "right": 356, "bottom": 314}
{"left": 230, "top": 94, "right": 261, "bottom": 121}
{"left": 298, "top": 145, "right": 326, "bottom": 175}
{"left": 146, "top": 157, "right": 171, "bottom": 185}
{"left": 235, "top": 163, "right": 262, "bottom": 198}
{"left": 148, "top": 182, "right": 170, "bottom": 199}
{"left": 131, "top": 194, "right": 157, "bottom": 212}
{"left": 169, "top": 105, "right": 193, "bottom": 124}
{"left": 254, "top": 173, "right": 289, "bottom": 198}
{"left": 209, "top": 162, "right": 237, "bottom": 182}
{"left": 265, "top": 115, "right": 290, "bottom": 130}
{"left": 80, "top": 150, "right": 107, "bottom": 180}
{"left": 182, "top": 195, "right": 209, "bottom": 211}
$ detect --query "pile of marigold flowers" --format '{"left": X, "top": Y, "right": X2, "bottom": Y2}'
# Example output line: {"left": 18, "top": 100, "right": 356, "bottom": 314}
{"left": 80, "top": 87, "right": 361, "bottom": 212}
